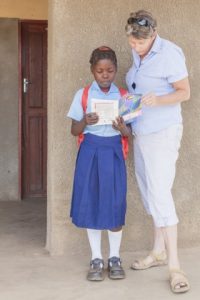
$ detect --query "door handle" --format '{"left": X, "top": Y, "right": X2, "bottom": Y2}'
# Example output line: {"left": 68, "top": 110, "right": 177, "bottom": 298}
{"left": 23, "top": 78, "right": 31, "bottom": 93}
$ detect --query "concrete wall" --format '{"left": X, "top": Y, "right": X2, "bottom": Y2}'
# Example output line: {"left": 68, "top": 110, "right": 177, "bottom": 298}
{"left": 47, "top": 0, "right": 200, "bottom": 255}
{"left": 0, "top": 19, "right": 19, "bottom": 200}
{"left": 0, "top": 0, "right": 48, "bottom": 20}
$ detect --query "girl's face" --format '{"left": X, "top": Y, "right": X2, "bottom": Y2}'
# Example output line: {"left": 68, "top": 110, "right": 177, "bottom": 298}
{"left": 128, "top": 34, "right": 156, "bottom": 58}
{"left": 91, "top": 59, "right": 117, "bottom": 90}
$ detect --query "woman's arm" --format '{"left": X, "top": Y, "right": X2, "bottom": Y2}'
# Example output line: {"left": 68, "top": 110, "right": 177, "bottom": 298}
{"left": 141, "top": 77, "right": 190, "bottom": 107}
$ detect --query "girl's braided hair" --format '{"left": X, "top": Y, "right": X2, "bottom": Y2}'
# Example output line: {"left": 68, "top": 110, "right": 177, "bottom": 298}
{"left": 89, "top": 46, "right": 117, "bottom": 68}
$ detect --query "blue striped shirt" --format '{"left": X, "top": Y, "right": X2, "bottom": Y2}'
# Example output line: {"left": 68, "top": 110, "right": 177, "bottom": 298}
{"left": 126, "top": 35, "right": 188, "bottom": 135}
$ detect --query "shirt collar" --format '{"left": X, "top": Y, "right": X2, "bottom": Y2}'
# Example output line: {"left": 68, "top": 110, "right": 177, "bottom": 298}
{"left": 132, "top": 34, "right": 162, "bottom": 67}
{"left": 150, "top": 34, "right": 162, "bottom": 54}
{"left": 91, "top": 81, "right": 119, "bottom": 94}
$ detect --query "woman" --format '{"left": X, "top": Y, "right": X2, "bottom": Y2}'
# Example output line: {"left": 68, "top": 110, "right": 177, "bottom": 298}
{"left": 125, "top": 10, "right": 190, "bottom": 293}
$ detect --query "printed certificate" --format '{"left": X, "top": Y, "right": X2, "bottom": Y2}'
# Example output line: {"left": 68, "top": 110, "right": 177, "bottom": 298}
{"left": 91, "top": 99, "right": 118, "bottom": 125}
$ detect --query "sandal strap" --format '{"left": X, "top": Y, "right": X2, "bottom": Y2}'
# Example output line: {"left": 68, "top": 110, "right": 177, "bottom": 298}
{"left": 134, "top": 251, "right": 167, "bottom": 267}
{"left": 170, "top": 268, "right": 186, "bottom": 276}
{"left": 150, "top": 250, "right": 167, "bottom": 261}
{"left": 170, "top": 269, "right": 189, "bottom": 289}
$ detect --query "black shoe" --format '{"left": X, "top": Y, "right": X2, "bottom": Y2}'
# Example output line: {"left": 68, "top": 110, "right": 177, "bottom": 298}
{"left": 87, "top": 258, "right": 105, "bottom": 281}
{"left": 108, "top": 256, "right": 125, "bottom": 279}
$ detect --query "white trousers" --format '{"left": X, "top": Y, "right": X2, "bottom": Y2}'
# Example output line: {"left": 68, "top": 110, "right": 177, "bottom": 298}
{"left": 134, "top": 124, "right": 183, "bottom": 227}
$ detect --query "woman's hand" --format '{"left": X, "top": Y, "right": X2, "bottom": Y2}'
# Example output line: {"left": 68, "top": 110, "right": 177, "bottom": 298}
{"left": 141, "top": 78, "right": 190, "bottom": 107}
{"left": 85, "top": 113, "right": 99, "bottom": 125}
{"left": 113, "top": 116, "right": 132, "bottom": 137}
{"left": 141, "top": 92, "right": 158, "bottom": 107}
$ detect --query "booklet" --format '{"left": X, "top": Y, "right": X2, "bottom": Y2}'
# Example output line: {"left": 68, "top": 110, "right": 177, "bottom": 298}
{"left": 119, "top": 93, "right": 142, "bottom": 123}
{"left": 91, "top": 98, "right": 118, "bottom": 125}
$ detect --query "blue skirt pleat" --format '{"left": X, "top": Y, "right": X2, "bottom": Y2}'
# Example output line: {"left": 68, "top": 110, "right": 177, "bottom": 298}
{"left": 70, "top": 133, "right": 127, "bottom": 229}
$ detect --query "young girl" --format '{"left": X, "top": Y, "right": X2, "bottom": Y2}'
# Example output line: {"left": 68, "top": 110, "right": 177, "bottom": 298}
{"left": 67, "top": 46, "right": 131, "bottom": 281}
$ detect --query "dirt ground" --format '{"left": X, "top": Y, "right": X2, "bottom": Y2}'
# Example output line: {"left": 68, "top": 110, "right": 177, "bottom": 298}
{"left": 0, "top": 199, "right": 199, "bottom": 300}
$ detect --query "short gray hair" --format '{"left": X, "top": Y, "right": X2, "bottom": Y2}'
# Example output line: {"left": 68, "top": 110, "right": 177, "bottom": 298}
{"left": 125, "top": 10, "right": 157, "bottom": 39}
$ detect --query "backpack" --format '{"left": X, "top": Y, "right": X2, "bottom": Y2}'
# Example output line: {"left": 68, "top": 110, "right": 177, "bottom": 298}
{"left": 78, "top": 85, "right": 129, "bottom": 159}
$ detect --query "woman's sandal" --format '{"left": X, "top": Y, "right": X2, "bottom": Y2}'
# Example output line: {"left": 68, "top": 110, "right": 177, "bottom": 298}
{"left": 131, "top": 251, "right": 167, "bottom": 270}
{"left": 170, "top": 269, "right": 190, "bottom": 293}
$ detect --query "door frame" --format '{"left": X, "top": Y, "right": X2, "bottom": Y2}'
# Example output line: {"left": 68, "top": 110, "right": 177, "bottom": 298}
{"left": 18, "top": 19, "right": 48, "bottom": 199}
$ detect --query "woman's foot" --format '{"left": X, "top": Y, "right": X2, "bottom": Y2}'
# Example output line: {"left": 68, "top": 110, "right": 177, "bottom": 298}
{"left": 170, "top": 269, "right": 190, "bottom": 293}
{"left": 131, "top": 250, "right": 167, "bottom": 270}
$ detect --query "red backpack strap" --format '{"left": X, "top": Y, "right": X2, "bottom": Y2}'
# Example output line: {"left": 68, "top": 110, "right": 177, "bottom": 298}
{"left": 82, "top": 85, "right": 91, "bottom": 112}
{"left": 119, "top": 88, "right": 128, "bottom": 97}
{"left": 121, "top": 136, "right": 129, "bottom": 160}
{"left": 119, "top": 88, "right": 129, "bottom": 159}
{"left": 78, "top": 85, "right": 91, "bottom": 145}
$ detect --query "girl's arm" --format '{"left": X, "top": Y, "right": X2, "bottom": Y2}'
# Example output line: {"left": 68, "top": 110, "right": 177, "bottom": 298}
{"left": 71, "top": 113, "right": 99, "bottom": 136}
{"left": 141, "top": 77, "right": 190, "bottom": 107}
{"left": 112, "top": 117, "right": 132, "bottom": 137}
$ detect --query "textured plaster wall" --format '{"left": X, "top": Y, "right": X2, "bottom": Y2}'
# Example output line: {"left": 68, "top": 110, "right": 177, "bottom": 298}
{"left": 47, "top": 0, "right": 200, "bottom": 255}
{"left": 0, "top": 0, "right": 48, "bottom": 20}
{"left": 0, "top": 19, "right": 19, "bottom": 200}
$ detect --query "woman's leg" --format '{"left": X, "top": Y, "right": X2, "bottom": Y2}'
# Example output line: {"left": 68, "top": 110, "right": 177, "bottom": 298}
{"left": 132, "top": 126, "right": 189, "bottom": 291}
{"left": 132, "top": 126, "right": 181, "bottom": 269}
{"left": 161, "top": 224, "right": 180, "bottom": 270}
{"left": 140, "top": 224, "right": 180, "bottom": 269}
{"left": 162, "top": 225, "right": 190, "bottom": 292}
{"left": 132, "top": 225, "right": 167, "bottom": 268}
{"left": 153, "top": 226, "right": 166, "bottom": 253}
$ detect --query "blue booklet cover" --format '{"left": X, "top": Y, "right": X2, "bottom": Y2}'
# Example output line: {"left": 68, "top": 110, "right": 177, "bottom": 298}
{"left": 119, "top": 93, "right": 142, "bottom": 123}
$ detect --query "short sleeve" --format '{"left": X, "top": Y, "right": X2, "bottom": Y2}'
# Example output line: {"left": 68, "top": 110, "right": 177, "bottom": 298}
{"left": 67, "top": 88, "right": 84, "bottom": 121}
{"left": 165, "top": 45, "right": 188, "bottom": 83}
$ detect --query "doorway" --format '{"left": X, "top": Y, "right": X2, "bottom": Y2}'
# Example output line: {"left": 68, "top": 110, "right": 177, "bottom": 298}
{"left": 20, "top": 21, "right": 47, "bottom": 199}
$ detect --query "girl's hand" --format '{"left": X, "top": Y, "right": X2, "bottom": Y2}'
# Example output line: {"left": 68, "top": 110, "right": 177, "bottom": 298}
{"left": 113, "top": 116, "right": 126, "bottom": 132}
{"left": 113, "top": 116, "right": 132, "bottom": 137}
{"left": 85, "top": 113, "right": 99, "bottom": 125}
{"left": 141, "top": 92, "right": 158, "bottom": 107}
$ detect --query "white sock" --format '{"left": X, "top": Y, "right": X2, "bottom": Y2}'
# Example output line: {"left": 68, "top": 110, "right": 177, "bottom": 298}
{"left": 108, "top": 230, "right": 122, "bottom": 258}
{"left": 87, "top": 229, "right": 102, "bottom": 260}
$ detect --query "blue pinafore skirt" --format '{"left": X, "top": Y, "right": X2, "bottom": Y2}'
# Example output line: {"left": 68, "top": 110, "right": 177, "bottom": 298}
{"left": 70, "top": 133, "right": 127, "bottom": 230}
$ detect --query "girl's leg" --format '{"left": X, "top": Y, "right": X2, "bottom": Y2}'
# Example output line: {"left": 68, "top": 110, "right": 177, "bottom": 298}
{"left": 86, "top": 229, "right": 105, "bottom": 281}
{"left": 87, "top": 229, "right": 102, "bottom": 260}
{"left": 108, "top": 227, "right": 125, "bottom": 279}
{"left": 108, "top": 227, "right": 122, "bottom": 258}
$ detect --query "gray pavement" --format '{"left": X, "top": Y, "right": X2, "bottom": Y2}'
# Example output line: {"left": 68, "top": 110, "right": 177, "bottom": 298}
{"left": 0, "top": 199, "right": 199, "bottom": 300}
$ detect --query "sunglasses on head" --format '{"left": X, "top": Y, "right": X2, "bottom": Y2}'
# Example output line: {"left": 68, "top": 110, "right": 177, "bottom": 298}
{"left": 128, "top": 17, "right": 151, "bottom": 27}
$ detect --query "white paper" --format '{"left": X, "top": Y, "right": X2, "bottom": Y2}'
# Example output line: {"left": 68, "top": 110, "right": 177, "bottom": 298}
{"left": 91, "top": 98, "right": 118, "bottom": 125}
